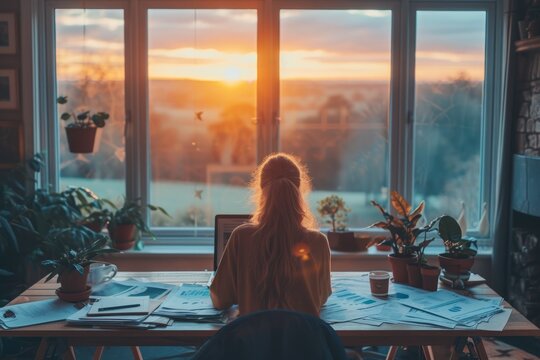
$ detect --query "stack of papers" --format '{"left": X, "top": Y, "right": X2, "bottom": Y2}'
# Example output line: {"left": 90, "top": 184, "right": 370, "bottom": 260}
{"left": 322, "top": 277, "right": 509, "bottom": 330}
{"left": 91, "top": 280, "right": 174, "bottom": 299}
{"left": 154, "top": 284, "right": 223, "bottom": 322}
{"left": 88, "top": 296, "right": 150, "bottom": 316}
{"left": 0, "top": 299, "right": 80, "bottom": 329}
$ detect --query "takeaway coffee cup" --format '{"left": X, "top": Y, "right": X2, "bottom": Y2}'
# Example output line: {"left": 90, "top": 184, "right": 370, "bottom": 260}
{"left": 369, "top": 271, "right": 390, "bottom": 297}
{"left": 88, "top": 263, "right": 118, "bottom": 286}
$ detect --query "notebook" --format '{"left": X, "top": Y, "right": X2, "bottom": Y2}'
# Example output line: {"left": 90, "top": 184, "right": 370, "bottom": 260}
{"left": 87, "top": 296, "right": 150, "bottom": 316}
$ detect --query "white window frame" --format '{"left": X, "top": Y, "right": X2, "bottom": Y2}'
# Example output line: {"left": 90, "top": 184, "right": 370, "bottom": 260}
{"left": 37, "top": 0, "right": 502, "bottom": 247}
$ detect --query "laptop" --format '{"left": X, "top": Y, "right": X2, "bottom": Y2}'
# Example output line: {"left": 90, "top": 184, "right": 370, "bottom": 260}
{"left": 213, "top": 214, "right": 251, "bottom": 270}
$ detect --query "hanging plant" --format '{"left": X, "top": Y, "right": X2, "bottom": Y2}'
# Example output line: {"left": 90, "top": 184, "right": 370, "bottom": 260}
{"left": 57, "top": 96, "right": 109, "bottom": 154}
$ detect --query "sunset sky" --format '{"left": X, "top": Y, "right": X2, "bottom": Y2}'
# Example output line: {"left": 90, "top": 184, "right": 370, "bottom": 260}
{"left": 55, "top": 9, "right": 486, "bottom": 83}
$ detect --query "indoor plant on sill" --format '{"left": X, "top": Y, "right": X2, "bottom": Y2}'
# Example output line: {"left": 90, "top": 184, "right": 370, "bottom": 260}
{"left": 57, "top": 96, "right": 109, "bottom": 154}
{"left": 370, "top": 191, "right": 441, "bottom": 284}
{"left": 438, "top": 215, "right": 478, "bottom": 285}
{"left": 317, "top": 195, "right": 356, "bottom": 252}
{"left": 406, "top": 238, "right": 441, "bottom": 291}
{"left": 107, "top": 199, "right": 169, "bottom": 250}
{"left": 41, "top": 227, "right": 116, "bottom": 302}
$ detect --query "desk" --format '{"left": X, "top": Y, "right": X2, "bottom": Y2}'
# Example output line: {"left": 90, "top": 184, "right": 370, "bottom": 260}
{"left": 2, "top": 271, "right": 539, "bottom": 360}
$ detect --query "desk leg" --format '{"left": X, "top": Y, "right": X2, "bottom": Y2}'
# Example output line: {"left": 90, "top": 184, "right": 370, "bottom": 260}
{"left": 385, "top": 346, "right": 398, "bottom": 360}
{"left": 35, "top": 338, "right": 49, "bottom": 360}
{"left": 450, "top": 337, "right": 467, "bottom": 360}
{"left": 472, "top": 337, "right": 489, "bottom": 360}
{"left": 63, "top": 346, "right": 77, "bottom": 360}
{"left": 131, "top": 346, "right": 143, "bottom": 360}
{"left": 93, "top": 346, "right": 105, "bottom": 360}
{"left": 421, "top": 346, "right": 434, "bottom": 360}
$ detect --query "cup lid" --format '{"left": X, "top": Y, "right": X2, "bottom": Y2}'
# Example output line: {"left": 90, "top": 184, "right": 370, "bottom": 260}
{"left": 369, "top": 271, "right": 390, "bottom": 279}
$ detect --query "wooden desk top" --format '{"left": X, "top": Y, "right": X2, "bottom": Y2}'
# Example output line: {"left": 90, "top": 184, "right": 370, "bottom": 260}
{"left": 2, "top": 271, "right": 539, "bottom": 347}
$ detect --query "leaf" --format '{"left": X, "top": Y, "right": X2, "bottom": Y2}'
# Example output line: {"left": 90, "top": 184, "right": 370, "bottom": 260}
{"left": 369, "top": 221, "right": 389, "bottom": 229}
{"left": 390, "top": 191, "right": 411, "bottom": 216}
{"left": 60, "top": 112, "right": 71, "bottom": 121}
{"left": 410, "top": 201, "right": 425, "bottom": 218}
{"left": 57, "top": 96, "right": 68, "bottom": 104}
{"left": 438, "top": 215, "right": 462, "bottom": 242}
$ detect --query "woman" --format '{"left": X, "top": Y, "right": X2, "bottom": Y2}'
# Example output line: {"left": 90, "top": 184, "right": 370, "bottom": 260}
{"left": 210, "top": 153, "right": 331, "bottom": 316}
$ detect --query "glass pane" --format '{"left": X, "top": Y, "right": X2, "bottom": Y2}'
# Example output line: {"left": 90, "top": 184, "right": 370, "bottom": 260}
{"left": 280, "top": 10, "right": 391, "bottom": 228}
{"left": 55, "top": 9, "right": 125, "bottom": 202}
{"left": 148, "top": 10, "right": 257, "bottom": 229}
{"left": 413, "top": 11, "right": 486, "bottom": 234}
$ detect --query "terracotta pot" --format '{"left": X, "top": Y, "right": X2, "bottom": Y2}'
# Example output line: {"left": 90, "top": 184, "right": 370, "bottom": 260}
{"left": 327, "top": 231, "right": 358, "bottom": 252}
{"left": 406, "top": 263, "right": 422, "bottom": 288}
{"left": 421, "top": 265, "right": 441, "bottom": 292}
{"left": 56, "top": 286, "right": 92, "bottom": 302}
{"left": 65, "top": 127, "right": 97, "bottom": 153}
{"left": 438, "top": 253, "right": 474, "bottom": 275}
{"left": 108, "top": 224, "right": 137, "bottom": 243}
{"left": 388, "top": 254, "right": 417, "bottom": 284}
{"left": 58, "top": 266, "right": 89, "bottom": 293}
{"left": 112, "top": 239, "right": 136, "bottom": 251}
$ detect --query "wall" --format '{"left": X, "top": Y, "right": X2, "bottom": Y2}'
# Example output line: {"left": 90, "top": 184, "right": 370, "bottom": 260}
{"left": 0, "top": 0, "right": 24, "bottom": 172}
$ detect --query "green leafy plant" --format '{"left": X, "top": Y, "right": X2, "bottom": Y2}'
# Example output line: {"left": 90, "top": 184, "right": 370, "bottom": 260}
{"left": 108, "top": 199, "right": 170, "bottom": 240}
{"left": 316, "top": 195, "right": 350, "bottom": 232}
{"left": 41, "top": 227, "right": 117, "bottom": 282}
{"left": 438, "top": 215, "right": 477, "bottom": 258}
{"left": 57, "top": 96, "right": 109, "bottom": 128}
{"left": 370, "top": 191, "right": 441, "bottom": 256}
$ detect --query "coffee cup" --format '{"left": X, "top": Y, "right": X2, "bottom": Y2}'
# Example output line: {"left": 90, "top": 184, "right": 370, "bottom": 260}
{"left": 369, "top": 271, "right": 390, "bottom": 297}
{"left": 88, "top": 263, "right": 117, "bottom": 286}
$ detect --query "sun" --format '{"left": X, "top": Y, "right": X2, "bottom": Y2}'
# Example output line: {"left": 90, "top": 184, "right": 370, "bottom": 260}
{"left": 223, "top": 66, "right": 242, "bottom": 85}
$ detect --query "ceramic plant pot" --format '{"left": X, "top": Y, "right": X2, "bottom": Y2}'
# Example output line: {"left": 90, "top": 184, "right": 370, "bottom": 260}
{"left": 438, "top": 253, "right": 474, "bottom": 276}
{"left": 83, "top": 220, "right": 106, "bottom": 233}
{"left": 65, "top": 127, "right": 97, "bottom": 154}
{"left": 56, "top": 267, "right": 92, "bottom": 302}
{"left": 421, "top": 265, "right": 441, "bottom": 292}
{"left": 109, "top": 224, "right": 137, "bottom": 250}
{"left": 388, "top": 254, "right": 417, "bottom": 284}
{"left": 406, "top": 263, "right": 423, "bottom": 288}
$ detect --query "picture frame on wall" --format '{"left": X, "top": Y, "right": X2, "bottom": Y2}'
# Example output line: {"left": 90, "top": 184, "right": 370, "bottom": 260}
{"left": 0, "top": 69, "right": 18, "bottom": 110}
{"left": 0, "top": 13, "right": 16, "bottom": 54}
{"left": 0, "top": 122, "right": 23, "bottom": 169}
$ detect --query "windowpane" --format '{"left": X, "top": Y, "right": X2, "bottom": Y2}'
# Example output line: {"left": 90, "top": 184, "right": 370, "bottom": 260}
{"left": 55, "top": 9, "right": 126, "bottom": 202}
{"left": 280, "top": 10, "right": 391, "bottom": 228}
{"left": 148, "top": 10, "right": 257, "bottom": 229}
{"left": 413, "top": 11, "right": 486, "bottom": 233}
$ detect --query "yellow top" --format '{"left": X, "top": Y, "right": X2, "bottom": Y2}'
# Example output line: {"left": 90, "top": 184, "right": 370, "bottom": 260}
{"left": 210, "top": 224, "right": 332, "bottom": 316}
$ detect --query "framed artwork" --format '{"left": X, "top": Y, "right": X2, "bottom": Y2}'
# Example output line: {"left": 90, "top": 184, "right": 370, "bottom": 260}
{"left": 0, "top": 13, "right": 16, "bottom": 54}
{"left": 0, "top": 122, "right": 23, "bottom": 169}
{"left": 0, "top": 69, "right": 18, "bottom": 110}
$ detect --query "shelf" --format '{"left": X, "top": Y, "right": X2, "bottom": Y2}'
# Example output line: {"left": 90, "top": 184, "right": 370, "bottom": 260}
{"left": 515, "top": 37, "right": 540, "bottom": 53}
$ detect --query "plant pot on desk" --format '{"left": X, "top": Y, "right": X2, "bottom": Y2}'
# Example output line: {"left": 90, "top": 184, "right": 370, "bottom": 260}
{"left": 56, "top": 267, "right": 92, "bottom": 302}
{"left": 421, "top": 265, "right": 441, "bottom": 292}
{"left": 406, "top": 263, "right": 422, "bottom": 288}
{"left": 109, "top": 224, "right": 137, "bottom": 250}
{"left": 388, "top": 254, "right": 417, "bottom": 284}
{"left": 438, "top": 253, "right": 474, "bottom": 276}
{"left": 65, "top": 127, "right": 97, "bottom": 154}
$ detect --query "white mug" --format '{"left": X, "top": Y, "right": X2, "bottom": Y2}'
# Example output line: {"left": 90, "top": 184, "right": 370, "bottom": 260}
{"left": 88, "top": 263, "right": 118, "bottom": 286}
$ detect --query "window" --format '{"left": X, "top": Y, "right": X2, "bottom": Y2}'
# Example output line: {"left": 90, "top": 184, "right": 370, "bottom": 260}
{"left": 54, "top": 8, "right": 126, "bottom": 202}
{"left": 42, "top": 1, "right": 500, "bottom": 245}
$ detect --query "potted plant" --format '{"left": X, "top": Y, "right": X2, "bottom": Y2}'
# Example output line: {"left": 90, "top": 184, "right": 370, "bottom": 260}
{"left": 41, "top": 227, "right": 116, "bottom": 302}
{"left": 107, "top": 199, "right": 169, "bottom": 250}
{"left": 80, "top": 198, "right": 117, "bottom": 233}
{"left": 370, "top": 191, "right": 441, "bottom": 284}
{"left": 57, "top": 96, "right": 109, "bottom": 154}
{"left": 317, "top": 195, "right": 356, "bottom": 252}
{"left": 438, "top": 215, "right": 478, "bottom": 279}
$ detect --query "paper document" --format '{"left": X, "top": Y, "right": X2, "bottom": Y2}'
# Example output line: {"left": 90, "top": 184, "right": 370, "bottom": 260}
{"left": 91, "top": 280, "right": 174, "bottom": 299}
{"left": 87, "top": 296, "right": 150, "bottom": 316}
{"left": 0, "top": 299, "right": 79, "bottom": 329}
{"left": 154, "top": 284, "right": 223, "bottom": 322}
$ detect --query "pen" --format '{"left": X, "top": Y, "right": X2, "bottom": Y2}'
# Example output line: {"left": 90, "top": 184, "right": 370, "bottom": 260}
{"left": 98, "top": 304, "right": 141, "bottom": 312}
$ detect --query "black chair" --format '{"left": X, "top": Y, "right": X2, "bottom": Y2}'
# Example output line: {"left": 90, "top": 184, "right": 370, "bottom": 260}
{"left": 192, "top": 309, "right": 348, "bottom": 360}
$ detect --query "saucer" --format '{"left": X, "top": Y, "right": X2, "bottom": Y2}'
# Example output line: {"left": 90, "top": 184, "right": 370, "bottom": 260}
{"left": 56, "top": 285, "right": 92, "bottom": 302}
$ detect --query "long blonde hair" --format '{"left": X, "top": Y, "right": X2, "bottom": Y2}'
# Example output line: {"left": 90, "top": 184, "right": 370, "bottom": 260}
{"left": 250, "top": 153, "right": 316, "bottom": 308}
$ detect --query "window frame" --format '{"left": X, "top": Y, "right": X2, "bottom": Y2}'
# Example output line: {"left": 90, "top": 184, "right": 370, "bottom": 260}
{"left": 38, "top": 0, "right": 502, "bottom": 247}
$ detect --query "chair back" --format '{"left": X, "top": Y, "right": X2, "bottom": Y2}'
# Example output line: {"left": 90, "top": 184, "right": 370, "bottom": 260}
{"left": 192, "top": 309, "right": 348, "bottom": 360}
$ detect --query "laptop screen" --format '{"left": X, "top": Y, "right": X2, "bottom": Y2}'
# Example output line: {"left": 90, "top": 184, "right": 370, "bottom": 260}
{"left": 214, "top": 214, "right": 251, "bottom": 270}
